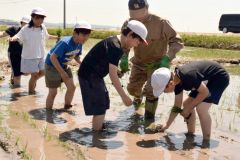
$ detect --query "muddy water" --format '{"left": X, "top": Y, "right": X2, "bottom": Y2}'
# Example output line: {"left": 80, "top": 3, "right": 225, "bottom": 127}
{"left": 0, "top": 70, "right": 240, "bottom": 160}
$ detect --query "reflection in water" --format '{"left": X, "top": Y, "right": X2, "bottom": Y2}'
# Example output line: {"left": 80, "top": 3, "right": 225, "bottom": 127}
{"left": 0, "top": 84, "right": 28, "bottom": 102}
{"left": 59, "top": 127, "right": 123, "bottom": 150}
{"left": 0, "top": 69, "right": 239, "bottom": 160}
{"left": 8, "top": 91, "right": 28, "bottom": 101}
{"left": 29, "top": 108, "right": 76, "bottom": 124}
{"left": 136, "top": 133, "right": 219, "bottom": 150}
{"left": 103, "top": 107, "right": 163, "bottom": 135}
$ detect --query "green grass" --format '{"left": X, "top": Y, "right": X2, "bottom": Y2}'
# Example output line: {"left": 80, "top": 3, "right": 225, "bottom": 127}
{"left": 181, "top": 33, "right": 240, "bottom": 50}
{"left": 178, "top": 46, "right": 240, "bottom": 59}
{"left": 2, "top": 24, "right": 240, "bottom": 50}
{"left": 47, "top": 28, "right": 119, "bottom": 39}
{"left": 225, "top": 66, "right": 240, "bottom": 75}
{"left": 45, "top": 38, "right": 100, "bottom": 53}
{"left": 1, "top": 36, "right": 240, "bottom": 62}
{"left": 2, "top": 24, "right": 240, "bottom": 49}
{"left": 0, "top": 25, "right": 7, "bottom": 31}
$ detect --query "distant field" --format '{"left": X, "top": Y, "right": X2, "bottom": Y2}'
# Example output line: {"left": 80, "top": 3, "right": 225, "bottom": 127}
{"left": 178, "top": 46, "right": 240, "bottom": 59}
{"left": 1, "top": 25, "right": 240, "bottom": 50}
{"left": 0, "top": 37, "right": 240, "bottom": 60}
{"left": 181, "top": 33, "right": 240, "bottom": 50}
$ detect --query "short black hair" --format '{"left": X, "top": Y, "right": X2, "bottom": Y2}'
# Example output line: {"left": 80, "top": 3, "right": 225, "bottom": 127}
{"left": 121, "top": 27, "right": 143, "bottom": 42}
{"left": 74, "top": 28, "right": 91, "bottom": 35}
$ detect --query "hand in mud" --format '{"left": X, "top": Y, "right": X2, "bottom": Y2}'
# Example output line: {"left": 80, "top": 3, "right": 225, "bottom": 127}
{"left": 122, "top": 95, "right": 133, "bottom": 106}
{"left": 159, "top": 125, "right": 168, "bottom": 132}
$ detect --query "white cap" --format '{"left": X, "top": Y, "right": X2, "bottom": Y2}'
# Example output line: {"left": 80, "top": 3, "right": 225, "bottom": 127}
{"left": 127, "top": 20, "right": 148, "bottom": 45}
{"left": 31, "top": 7, "right": 46, "bottom": 17}
{"left": 74, "top": 21, "right": 92, "bottom": 30}
{"left": 20, "top": 15, "right": 31, "bottom": 23}
{"left": 151, "top": 68, "right": 171, "bottom": 97}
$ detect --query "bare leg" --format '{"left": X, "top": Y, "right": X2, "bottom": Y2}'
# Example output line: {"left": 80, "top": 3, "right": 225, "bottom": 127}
{"left": 38, "top": 70, "right": 45, "bottom": 79}
{"left": 183, "top": 97, "right": 196, "bottom": 134}
{"left": 92, "top": 115, "right": 105, "bottom": 131}
{"left": 196, "top": 102, "right": 212, "bottom": 140}
{"left": 29, "top": 73, "right": 39, "bottom": 93}
{"left": 13, "top": 76, "right": 21, "bottom": 86}
{"left": 64, "top": 78, "right": 76, "bottom": 106}
{"left": 28, "top": 70, "right": 45, "bottom": 93}
{"left": 46, "top": 88, "right": 58, "bottom": 109}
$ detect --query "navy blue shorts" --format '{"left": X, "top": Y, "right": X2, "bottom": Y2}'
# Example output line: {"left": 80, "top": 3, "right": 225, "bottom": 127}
{"left": 8, "top": 52, "right": 23, "bottom": 77}
{"left": 78, "top": 74, "right": 110, "bottom": 116}
{"left": 189, "top": 74, "right": 229, "bottom": 104}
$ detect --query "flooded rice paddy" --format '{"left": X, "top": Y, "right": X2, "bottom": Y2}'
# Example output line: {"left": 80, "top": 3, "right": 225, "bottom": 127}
{"left": 0, "top": 39, "right": 240, "bottom": 160}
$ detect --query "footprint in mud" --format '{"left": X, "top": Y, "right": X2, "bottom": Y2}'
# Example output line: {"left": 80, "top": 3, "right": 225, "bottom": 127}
{"left": 59, "top": 127, "right": 123, "bottom": 150}
{"left": 136, "top": 132, "right": 219, "bottom": 150}
{"left": 29, "top": 108, "right": 76, "bottom": 124}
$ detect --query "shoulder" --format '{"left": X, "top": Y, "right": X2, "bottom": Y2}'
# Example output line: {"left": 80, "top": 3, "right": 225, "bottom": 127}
{"left": 20, "top": 25, "right": 29, "bottom": 32}
{"left": 41, "top": 24, "right": 47, "bottom": 30}
{"left": 5, "top": 26, "right": 14, "bottom": 34}
{"left": 150, "top": 14, "right": 172, "bottom": 26}
{"left": 6, "top": 26, "right": 14, "bottom": 31}
{"left": 105, "top": 36, "right": 122, "bottom": 52}
{"left": 61, "top": 36, "right": 71, "bottom": 43}
{"left": 56, "top": 36, "right": 71, "bottom": 48}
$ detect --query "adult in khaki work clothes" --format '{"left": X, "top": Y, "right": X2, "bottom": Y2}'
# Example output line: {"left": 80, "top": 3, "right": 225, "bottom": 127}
{"left": 125, "top": 0, "right": 184, "bottom": 128}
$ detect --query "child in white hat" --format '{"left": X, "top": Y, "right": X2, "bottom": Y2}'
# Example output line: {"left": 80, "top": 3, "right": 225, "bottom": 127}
{"left": 10, "top": 7, "right": 58, "bottom": 94}
{"left": 45, "top": 21, "right": 92, "bottom": 110}
{"left": 78, "top": 20, "right": 148, "bottom": 131}
{"left": 151, "top": 61, "right": 229, "bottom": 140}
{"left": 0, "top": 15, "right": 30, "bottom": 87}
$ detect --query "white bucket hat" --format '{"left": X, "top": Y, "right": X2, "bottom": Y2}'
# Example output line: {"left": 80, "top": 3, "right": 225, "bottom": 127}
{"left": 20, "top": 15, "right": 31, "bottom": 23}
{"left": 127, "top": 20, "right": 148, "bottom": 45}
{"left": 151, "top": 67, "right": 171, "bottom": 97}
{"left": 31, "top": 7, "right": 46, "bottom": 17}
{"left": 74, "top": 21, "right": 92, "bottom": 30}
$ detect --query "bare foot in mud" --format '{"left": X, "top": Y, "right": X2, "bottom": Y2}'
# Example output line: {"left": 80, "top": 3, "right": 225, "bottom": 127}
{"left": 28, "top": 90, "right": 36, "bottom": 95}
{"left": 64, "top": 104, "right": 73, "bottom": 110}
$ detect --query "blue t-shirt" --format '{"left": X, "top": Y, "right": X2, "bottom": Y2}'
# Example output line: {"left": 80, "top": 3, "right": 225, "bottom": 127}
{"left": 45, "top": 36, "right": 82, "bottom": 67}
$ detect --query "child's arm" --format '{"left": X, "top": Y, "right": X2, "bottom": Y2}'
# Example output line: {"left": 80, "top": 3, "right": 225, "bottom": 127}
{"left": 160, "top": 91, "right": 183, "bottom": 131}
{"left": 0, "top": 31, "right": 9, "bottom": 38}
{"left": 9, "top": 27, "right": 24, "bottom": 42}
{"left": 48, "top": 34, "right": 59, "bottom": 40}
{"left": 50, "top": 53, "right": 70, "bottom": 82}
{"left": 181, "top": 82, "right": 209, "bottom": 117}
{"left": 9, "top": 35, "right": 19, "bottom": 42}
{"left": 43, "top": 25, "right": 58, "bottom": 40}
{"left": 109, "top": 64, "right": 132, "bottom": 106}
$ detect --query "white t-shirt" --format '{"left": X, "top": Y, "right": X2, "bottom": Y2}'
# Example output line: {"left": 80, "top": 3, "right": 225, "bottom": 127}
{"left": 16, "top": 24, "right": 49, "bottom": 59}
